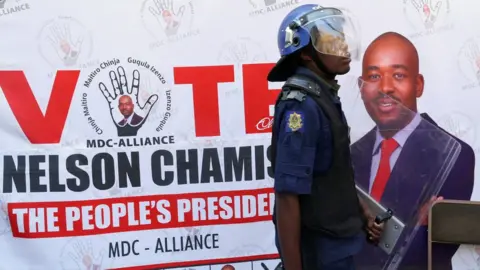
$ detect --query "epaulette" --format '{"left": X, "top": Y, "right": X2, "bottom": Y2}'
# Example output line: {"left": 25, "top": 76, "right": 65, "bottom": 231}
{"left": 283, "top": 75, "right": 322, "bottom": 97}
{"left": 280, "top": 90, "right": 306, "bottom": 102}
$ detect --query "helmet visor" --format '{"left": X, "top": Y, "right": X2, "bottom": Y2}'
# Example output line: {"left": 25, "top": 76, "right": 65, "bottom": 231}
{"left": 303, "top": 13, "right": 360, "bottom": 60}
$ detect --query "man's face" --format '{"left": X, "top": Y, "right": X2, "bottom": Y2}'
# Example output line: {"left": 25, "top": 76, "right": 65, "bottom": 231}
{"left": 162, "top": 10, "right": 174, "bottom": 24}
{"left": 118, "top": 95, "right": 134, "bottom": 117}
{"left": 360, "top": 38, "right": 423, "bottom": 129}
{"left": 314, "top": 33, "right": 351, "bottom": 75}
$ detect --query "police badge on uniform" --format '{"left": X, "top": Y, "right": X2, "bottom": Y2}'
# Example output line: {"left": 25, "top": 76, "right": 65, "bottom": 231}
{"left": 285, "top": 111, "right": 304, "bottom": 132}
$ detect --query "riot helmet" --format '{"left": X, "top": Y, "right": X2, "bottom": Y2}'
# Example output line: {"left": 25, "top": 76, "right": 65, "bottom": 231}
{"left": 268, "top": 4, "right": 360, "bottom": 82}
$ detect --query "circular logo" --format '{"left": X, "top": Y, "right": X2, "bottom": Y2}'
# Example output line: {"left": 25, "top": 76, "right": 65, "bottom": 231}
{"left": 140, "top": 0, "right": 198, "bottom": 46}
{"left": 37, "top": 16, "right": 93, "bottom": 69}
{"left": 437, "top": 112, "right": 476, "bottom": 146}
{"left": 403, "top": 0, "right": 451, "bottom": 32}
{"left": 458, "top": 36, "right": 480, "bottom": 89}
{"left": 80, "top": 57, "right": 173, "bottom": 138}
{"left": 247, "top": 0, "right": 300, "bottom": 16}
{"left": 59, "top": 236, "right": 113, "bottom": 270}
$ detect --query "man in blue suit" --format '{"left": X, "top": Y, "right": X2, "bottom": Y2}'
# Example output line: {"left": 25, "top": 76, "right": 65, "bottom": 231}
{"left": 351, "top": 31, "right": 475, "bottom": 270}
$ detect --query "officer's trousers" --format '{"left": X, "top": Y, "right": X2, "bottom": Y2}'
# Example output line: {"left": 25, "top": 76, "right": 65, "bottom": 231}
{"left": 275, "top": 230, "right": 357, "bottom": 270}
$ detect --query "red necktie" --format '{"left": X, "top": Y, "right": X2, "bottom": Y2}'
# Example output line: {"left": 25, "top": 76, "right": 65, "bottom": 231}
{"left": 371, "top": 138, "right": 399, "bottom": 201}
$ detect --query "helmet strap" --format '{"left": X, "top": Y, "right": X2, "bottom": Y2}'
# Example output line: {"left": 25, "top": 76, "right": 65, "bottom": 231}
{"left": 308, "top": 45, "right": 336, "bottom": 80}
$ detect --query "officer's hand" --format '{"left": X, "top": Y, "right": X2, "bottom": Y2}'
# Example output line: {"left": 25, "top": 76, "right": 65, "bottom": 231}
{"left": 366, "top": 215, "right": 384, "bottom": 245}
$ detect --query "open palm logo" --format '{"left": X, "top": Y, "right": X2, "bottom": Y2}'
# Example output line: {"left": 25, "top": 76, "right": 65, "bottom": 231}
{"left": 411, "top": 0, "right": 443, "bottom": 28}
{"left": 463, "top": 39, "right": 480, "bottom": 83}
{"left": 60, "top": 238, "right": 112, "bottom": 270}
{"left": 70, "top": 241, "right": 104, "bottom": 270}
{"left": 403, "top": 0, "right": 450, "bottom": 30}
{"left": 438, "top": 112, "right": 476, "bottom": 146}
{"left": 38, "top": 17, "right": 92, "bottom": 68}
{"left": 47, "top": 23, "right": 83, "bottom": 66}
{"left": 148, "top": 0, "right": 187, "bottom": 37}
{"left": 218, "top": 38, "right": 267, "bottom": 65}
{"left": 141, "top": 0, "right": 195, "bottom": 43}
{"left": 458, "top": 37, "right": 480, "bottom": 87}
{"left": 98, "top": 66, "right": 158, "bottom": 137}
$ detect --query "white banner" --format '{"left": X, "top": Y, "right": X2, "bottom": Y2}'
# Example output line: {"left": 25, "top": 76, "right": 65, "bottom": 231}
{"left": 1, "top": 0, "right": 480, "bottom": 269}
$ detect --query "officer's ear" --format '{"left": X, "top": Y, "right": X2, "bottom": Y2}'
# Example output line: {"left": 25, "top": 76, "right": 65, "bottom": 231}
{"left": 415, "top": 74, "right": 424, "bottom": 98}
{"left": 300, "top": 51, "right": 313, "bottom": 63}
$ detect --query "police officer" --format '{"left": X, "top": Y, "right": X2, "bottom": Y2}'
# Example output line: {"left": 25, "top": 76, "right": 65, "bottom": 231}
{"left": 268, "top": 4, "right": 383, "bottom": 270}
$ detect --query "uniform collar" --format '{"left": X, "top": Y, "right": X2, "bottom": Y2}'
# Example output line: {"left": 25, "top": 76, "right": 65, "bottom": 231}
{"left": 295, "top": 67, "right": 340, "bottom": 94}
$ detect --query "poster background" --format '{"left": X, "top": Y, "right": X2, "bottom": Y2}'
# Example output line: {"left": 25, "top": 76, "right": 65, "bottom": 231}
{"left": 1, "top": 0, "right": 480, "bottom": 269}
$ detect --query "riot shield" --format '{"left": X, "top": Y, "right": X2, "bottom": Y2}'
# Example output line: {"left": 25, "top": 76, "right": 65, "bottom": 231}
{"left": 347, "top": 78, "right": 462, "bottom": 270}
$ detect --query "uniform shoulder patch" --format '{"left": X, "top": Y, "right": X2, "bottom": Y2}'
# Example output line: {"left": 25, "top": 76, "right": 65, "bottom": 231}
{"left": 281, "top": 90, "right": 306, "bottom": 102}
{"left": 285, "top": 111, "right": 304, "bottom": 132}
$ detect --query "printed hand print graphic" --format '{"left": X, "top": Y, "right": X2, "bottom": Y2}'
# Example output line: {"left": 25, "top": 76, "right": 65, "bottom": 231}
{"left": 98, "top": 66, "right": 158, "bottom": 137}
{"left": 149, "top": 0, "right": 186, "bottom": 36}
{"left": 218, "top": 38, "right": 267, "bottom": 64}
{"left": 0, "top": 0, "right": 6, "bottom": 9}
{"left": 70, "top": 240, "right": 104, "bottom": 270}
{"left": 464, "top": 41, "right": 480, "bottom": 83}
{"left": 410, "top": 0, "right": 443, "bottom": 28}
{"left": 228, "top": 43, "right": 249, "bottom": 63}
{"left": 47, "top": 22, "right": 84, "bottom": 66}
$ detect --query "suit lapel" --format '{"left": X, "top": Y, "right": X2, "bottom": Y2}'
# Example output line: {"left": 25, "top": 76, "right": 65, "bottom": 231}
{"left": 380, "top": 120, "right": 433, "bottom": 221}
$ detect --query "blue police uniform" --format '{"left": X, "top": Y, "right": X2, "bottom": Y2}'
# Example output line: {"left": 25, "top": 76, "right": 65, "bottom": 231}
{"left": 273, "top": 67, "right": 364, "bottom": 269}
